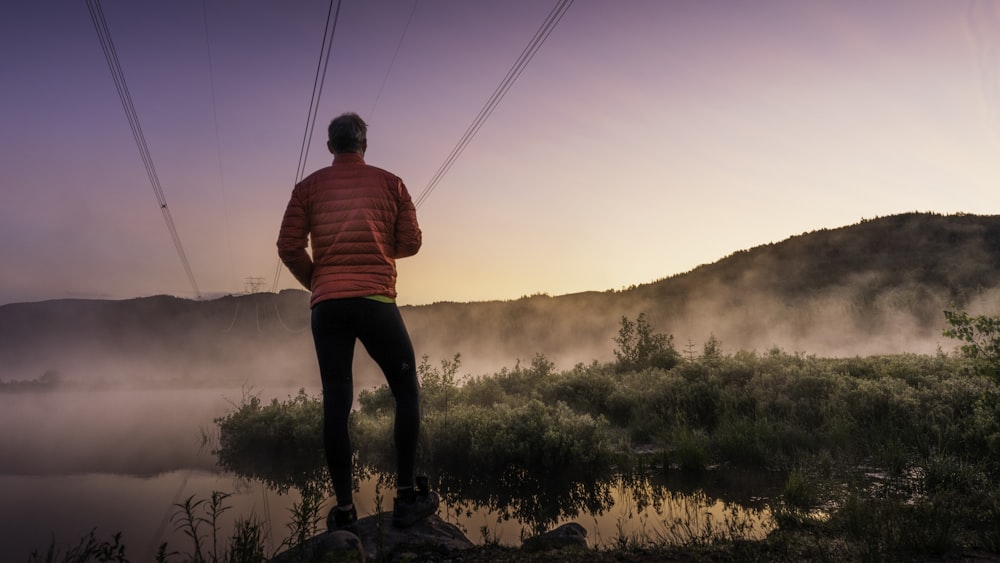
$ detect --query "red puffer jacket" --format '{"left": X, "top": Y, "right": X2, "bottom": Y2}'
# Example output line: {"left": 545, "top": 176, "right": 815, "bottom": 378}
{"left": 277, "top": 153, "right": 421, "bottom": 307}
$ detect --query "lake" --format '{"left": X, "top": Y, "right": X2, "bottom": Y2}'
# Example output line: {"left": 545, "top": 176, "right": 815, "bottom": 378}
{"left": 0, "top": 387, "right": 779, "bottom": 560}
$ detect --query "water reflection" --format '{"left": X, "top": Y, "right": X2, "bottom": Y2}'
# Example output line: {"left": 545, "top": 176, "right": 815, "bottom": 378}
{"left": 214, "top": 435, "right": 326, "bottom": 496}
{"left": 431, "top": 466, "right": 615, "bottom": 535}
{"left": 604, "top": 473, "right": 776, "bottom": 546}
{"left": 1, "top": 386, "right": 786, "bottom": 557}
{"left": 218, "top": 442, "right": 781, "bottom": 546}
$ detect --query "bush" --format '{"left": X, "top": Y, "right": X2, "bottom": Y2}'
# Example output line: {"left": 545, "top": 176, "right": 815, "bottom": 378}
{"left": 782, "top": 469, "right": 816, "bottom": 509}
{"left": 613, "top": 313, "right": 680, "bottom": 372}
{"left": 214, "top": 389, "right": 326, "bottom": 493}
{"left": 537, "top": 361, "right": 617, "bottom": 418}
{"left": 424, "top": 399, "right": 614, "bottom": 475}
{"left": 944, "top": 309, "right": 1000, "bottom": 382}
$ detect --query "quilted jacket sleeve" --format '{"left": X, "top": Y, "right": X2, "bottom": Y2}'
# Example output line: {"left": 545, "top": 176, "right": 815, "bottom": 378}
{"left": 276, "top": 186, "right": 314, "bottom": 290}
{"left": 393, "top": 179, "right": 422, "bottom": 259}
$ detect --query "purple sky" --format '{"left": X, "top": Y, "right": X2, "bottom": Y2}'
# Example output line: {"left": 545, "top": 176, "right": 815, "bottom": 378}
{"left": 2, "top": 0, "right": 998, "bottom": 305}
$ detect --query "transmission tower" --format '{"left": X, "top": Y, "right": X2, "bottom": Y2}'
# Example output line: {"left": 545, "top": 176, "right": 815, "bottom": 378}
{"left": 244, "top": 277, "right": 266, "bottom": 294}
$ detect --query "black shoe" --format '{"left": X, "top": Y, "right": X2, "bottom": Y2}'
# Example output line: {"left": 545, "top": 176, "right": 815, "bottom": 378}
{"left": 327, "top": 505, "right": 358, "bottom": 534}
{"left": 392, "top": 476, "right": 439, "bottom": 528}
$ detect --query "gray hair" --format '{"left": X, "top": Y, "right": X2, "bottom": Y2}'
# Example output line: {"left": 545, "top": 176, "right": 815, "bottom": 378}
{"left": 327, "top": 112, "right": 367, "bottom": 153}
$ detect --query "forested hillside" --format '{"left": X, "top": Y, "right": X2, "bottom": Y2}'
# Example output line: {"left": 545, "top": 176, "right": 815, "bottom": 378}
{"left": 2, "top": 212, "right": 998, "bottom": 386}
{"left": 407, "top": 212, "right": 1000, "bottom": 370}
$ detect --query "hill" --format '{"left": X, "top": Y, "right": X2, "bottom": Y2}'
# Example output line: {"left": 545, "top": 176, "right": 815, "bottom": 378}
{"left": 2, "top": 212, "right": 998, "bottom": 388}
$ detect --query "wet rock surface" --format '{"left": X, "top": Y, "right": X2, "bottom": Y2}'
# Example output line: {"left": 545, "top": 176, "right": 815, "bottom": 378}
{"left": 521, "top": 522, "right": 589, "bottom": 552}
{"left": 269, "top": 512, "right": 474, "bottom": 562}
{"left": 269, "top": 514, "right": 598, "bottom": 562}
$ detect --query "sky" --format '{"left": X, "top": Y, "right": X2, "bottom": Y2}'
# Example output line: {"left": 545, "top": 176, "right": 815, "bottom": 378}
{"left": 2, "top": 0, "right": 999, "bottom": 307}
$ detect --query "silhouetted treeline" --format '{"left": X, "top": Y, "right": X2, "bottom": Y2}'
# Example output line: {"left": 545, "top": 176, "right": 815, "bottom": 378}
{"left": 2, "top": 212, "right": 999, "bottom": 385}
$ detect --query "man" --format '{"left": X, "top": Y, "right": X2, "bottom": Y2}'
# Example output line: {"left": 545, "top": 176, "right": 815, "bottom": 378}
{"left": 277, "top": 112, "right": 438, "bottom": 532}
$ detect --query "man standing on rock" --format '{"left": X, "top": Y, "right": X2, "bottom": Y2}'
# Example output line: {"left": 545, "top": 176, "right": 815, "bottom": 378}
{"left": 277, "top": 112, "right": 438, "bottom": 532}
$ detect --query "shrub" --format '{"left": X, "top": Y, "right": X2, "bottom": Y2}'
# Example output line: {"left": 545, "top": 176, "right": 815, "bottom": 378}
{"left": 418, "top": 353, "right": 463, "bottom": 414}
{"left": 491, "top": 353, "right": 556, "bottom": 397}
{"left": 537, "top": 361, "right": 617, "bottom": 418}
{"left": 671, "top": 425, "right": 709, "bottom": 472}
{"left": 944, "top": 309, "right": 1000, "bottom": 382}
{"left": 712, "top": 414, "right": 770, "bottom": 467}
{"left": 782, "top": 469, "right": 816, "bottom": 509}
{"left": 613, "top": 313, "right": 680, "bottom": 372}
{"left": 426, "top": 399, "right": 614, "bottom": 475}
{"left": 214, "top": 389, "right": 326, "bottom": 493}
{"left": 458, "top": 374, "right": 505, "bottom": 407}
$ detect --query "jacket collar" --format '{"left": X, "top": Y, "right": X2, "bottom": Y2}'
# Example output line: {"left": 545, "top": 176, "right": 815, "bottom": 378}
{"left": 332, "top": 153, "right": 365, "bottom": 165}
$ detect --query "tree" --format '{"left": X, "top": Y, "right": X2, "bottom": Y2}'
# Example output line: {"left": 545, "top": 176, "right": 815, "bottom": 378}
{"left": 613, "top": 313, "right": 679, "bottom": 372}
{"left": 943, "top": 310, "right": 1000, "bottom": 381}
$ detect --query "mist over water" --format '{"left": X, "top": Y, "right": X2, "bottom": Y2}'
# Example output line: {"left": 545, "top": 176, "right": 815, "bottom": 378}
{"left": 4, "top": 213, "right": 999, "bottom": 557}
{"left": 0, "top": 387, "right": 239, "bottom": 476}
{"left": 0, "top": 386, "right": 249, "bottom": 558}
{"left": 0, "top": 471, "right": 283, "bottom": 560}
{"left": 0, "top": 280, "right": 952, "bottom": 557}
{"left": 0, "top": 383, "right": 779, "bottom": 559}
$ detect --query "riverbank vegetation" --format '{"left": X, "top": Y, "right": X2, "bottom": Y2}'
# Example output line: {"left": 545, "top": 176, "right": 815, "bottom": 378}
{"left": 30, "top": 311, "right": 1000, "bottom": 561}
{"left": 212, "top": 312, "right": 1000, "bottom": 560}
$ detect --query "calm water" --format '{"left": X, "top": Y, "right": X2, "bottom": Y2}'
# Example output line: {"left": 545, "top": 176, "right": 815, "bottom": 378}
{"left": 0, "top": 388, "right": 778, "bottom": 560}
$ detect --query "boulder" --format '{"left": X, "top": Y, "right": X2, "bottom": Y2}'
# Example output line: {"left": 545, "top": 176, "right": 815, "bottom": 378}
{"left": 356, "top": 512, "right": 474, "bottom": 560}
{"left": 269, "top": 530, "right": 365, "bottom": 562}
{"left": 520, "top": 522, "right": 589, "bottom": 552}
{"left": 269, "top": 513, "right": 474, "bottom": 562}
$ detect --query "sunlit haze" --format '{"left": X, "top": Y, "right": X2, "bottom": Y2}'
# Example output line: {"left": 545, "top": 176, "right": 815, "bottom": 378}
{"left": 2, "top": 0, "right": 998, "bottom": 306}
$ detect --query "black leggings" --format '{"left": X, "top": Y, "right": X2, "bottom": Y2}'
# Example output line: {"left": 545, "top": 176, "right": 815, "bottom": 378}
{"left": 311, "top": 298, "right": 420, "bottom": 506}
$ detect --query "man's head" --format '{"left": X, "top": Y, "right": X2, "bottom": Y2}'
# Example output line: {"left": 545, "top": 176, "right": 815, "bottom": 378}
{"left": 327, "top": 112, "right": 368, "bottom": 155}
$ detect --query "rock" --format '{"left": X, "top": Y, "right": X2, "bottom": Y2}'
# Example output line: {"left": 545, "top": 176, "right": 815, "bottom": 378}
{"left": 269, "top": 512, "right": 473, "bottom": 562}
{"left": 269, "top": 529, "right": 364, "bottom": 562}
{"left": 356, "top": 512, "right": 473, "bottom": 560}
{"left": 520, "top": 522, "right": 589, "bottom": 553}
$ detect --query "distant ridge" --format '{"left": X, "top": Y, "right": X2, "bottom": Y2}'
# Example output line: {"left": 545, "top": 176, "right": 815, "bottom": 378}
{"left": 403, "top": 212, "right": 1000, "bottom": 370}
{"left": 661, "top": 211, "right": 1000, "bottom": 301}
{"left": 2, "top": 212, "right": 998, "bottom": 385}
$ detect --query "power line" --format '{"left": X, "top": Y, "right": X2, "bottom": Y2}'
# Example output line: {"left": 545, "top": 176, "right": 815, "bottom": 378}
{"left": 270, "top": 1, "right": 572, "bottom": 292}
{"left": 86, "top": 0, "right": 201, "bottom": 299}
{"left": 294, "top": 0, "right": 343, "bottom": 185}
{"left": 202, "top": 0, "right": 237, "bottom": 291}
{"left": 368, "top": 0, "right": 420, "bottom": 122}
{"left": 413, "top": 0, "right": 574, "bottom": 209}
{"left": 273, "top": 0, "right": 343, "bottom": 293}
